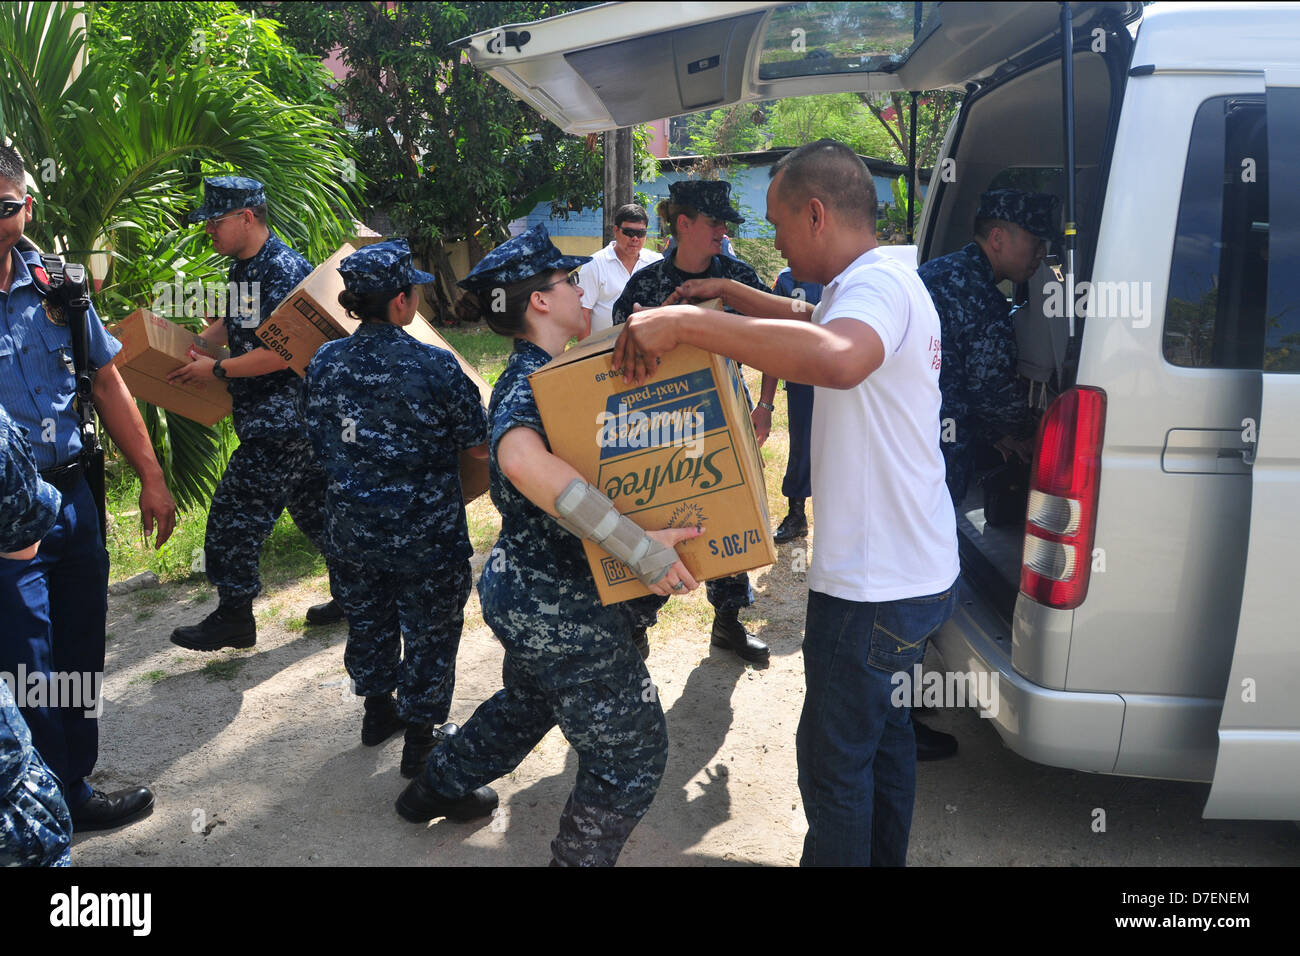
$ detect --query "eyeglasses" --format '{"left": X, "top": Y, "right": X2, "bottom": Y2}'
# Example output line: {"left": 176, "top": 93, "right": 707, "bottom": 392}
{"left": 619, "top": 226, "right": 647, "bottom": 239}
{"left": 540, "top": 271, "right": 580, "bottom": 291}
{"left": 0, "top": 198, "right": 27, "bottom": 219}
{"left": 205, "top": 210, "right": 245, "bottom": 228}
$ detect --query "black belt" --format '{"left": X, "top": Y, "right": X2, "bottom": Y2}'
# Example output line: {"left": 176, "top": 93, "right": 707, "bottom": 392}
{"left": 39, "top": 459, "right": 85, "bottom": 496}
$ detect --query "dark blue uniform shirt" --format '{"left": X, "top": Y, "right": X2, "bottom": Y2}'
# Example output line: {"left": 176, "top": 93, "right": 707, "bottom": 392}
{"left": 224, "top": 234, "right": 312, "bottom": 439}
{"left": 302, "top": 322, "right": 487, "bottom": 571}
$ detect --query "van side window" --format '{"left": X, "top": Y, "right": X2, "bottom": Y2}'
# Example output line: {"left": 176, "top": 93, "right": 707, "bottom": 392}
{"left": 1163, "top": 96, "right": 1267, "bottom": 369}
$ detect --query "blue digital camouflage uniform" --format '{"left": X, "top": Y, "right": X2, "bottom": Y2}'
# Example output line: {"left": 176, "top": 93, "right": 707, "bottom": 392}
{"left": 0, "top": 404, "right": 72, "bottom": 867}
{"left": 772, "top": 269, "right": 823, "bottom": 501}
{"left": 612, "top": 247, "right": 771, "bottom": 626}
{"left": 0, "top": 247, "right": 117, "bottom": 811}
{"left": 202, "top": 232, "right": 329, "bottom": 603}
{"left": 919, "top": 242, "right": 1036, "bottom": 505}
{"left": 420, "top": 339, "right": 667, "bottom": 866}
{"left": 302, "top": 317, "right": 487, "bottom": 724}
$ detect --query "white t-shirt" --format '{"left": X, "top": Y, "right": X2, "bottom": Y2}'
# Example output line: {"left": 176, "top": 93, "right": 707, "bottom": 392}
{"left": 578, "top": 242, "right": 662, "bottom": 334}
{"left": 807, "top": 246, "right": 959, "bottom": 603}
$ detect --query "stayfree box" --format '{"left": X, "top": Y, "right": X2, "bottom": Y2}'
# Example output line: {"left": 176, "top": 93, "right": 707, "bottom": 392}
{"left": 529, "top": 324, "right": 775, "bottom": 605}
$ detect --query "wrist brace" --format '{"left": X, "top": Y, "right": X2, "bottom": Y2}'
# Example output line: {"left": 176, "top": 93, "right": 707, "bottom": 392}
{"left": 554, "top": 479, "right": 677, "bottom": 586}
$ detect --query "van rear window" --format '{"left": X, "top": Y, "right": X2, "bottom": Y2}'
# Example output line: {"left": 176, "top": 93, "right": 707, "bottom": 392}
{"left": 1163, "top": 96, "right": 1267, "bottom": 369}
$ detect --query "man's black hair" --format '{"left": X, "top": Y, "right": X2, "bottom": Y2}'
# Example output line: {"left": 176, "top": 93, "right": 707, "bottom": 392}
{"left": 770, "top": 139, "right": 877, "bottom": 230}
{"left": 0, "top": 145, "right": 26, "bottom": 191}
{"left": 614, "top": 203, "right": 649, "bottom": 227}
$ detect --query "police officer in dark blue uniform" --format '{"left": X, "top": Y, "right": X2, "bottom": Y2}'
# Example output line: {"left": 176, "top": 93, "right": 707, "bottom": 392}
{"left": 395, "top": 225, "right": 702, "bottom": 866}
{"left": 918, "top": 188, "right": 1054, "bottom": 505}
{"left": 769, "top": 268, "right": 823, "bottom": 543}
{"left": 0, "top": 403, "right": 73, "bottom": 866}
{"left": 0, "top": 145, "right": 174, "bottom": 831}
{"left": 301, "top": 240, "right": 489, "bottom": 775}
{"left": 612, "top": 180, "right": 774, "bottom": 665}
{"left": 169, "top": 176, "right": 339, "bottom": 650}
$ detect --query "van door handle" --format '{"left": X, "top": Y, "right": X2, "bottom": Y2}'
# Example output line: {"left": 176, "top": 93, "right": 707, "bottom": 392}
{"left": 1216, "top": 446, "right": 1253, "bottom": 472}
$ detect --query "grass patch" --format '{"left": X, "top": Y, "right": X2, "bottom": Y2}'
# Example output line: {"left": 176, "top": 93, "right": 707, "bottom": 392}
{"left": 134, "top": 669, "right": 167, "bottom": 685}
{"left": 439, "top": 325, "right": 514, "bottom": 386}
{"left": 135, "top": 589, "right": 166, "bottom": 606}
{"left": 107, "top": 473, "right": 209, "bottom": 585}
{"left": 201, "top": 657, "right": 245, "bottom": 681}
{"left": 134, "top": 609, "right": 154, "bottom": 622}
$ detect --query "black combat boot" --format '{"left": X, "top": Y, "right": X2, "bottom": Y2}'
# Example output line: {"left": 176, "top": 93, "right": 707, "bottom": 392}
{"left": 773, "top": 498, "right": 808, "bottom": 543}
{"left": 170, "top": 601, "right": 256, "bottom": 652}
{"left": 304, "top": 599, "right": 345, "bottom": 626}
{"left": 360, "top": 693, "right": 406, "bottom": 746}
{"left": 400, "top": 721, "right": 460, "bottom": 778}
{"left": 710, "top": 609, "right": 770, "bottom": 666}
{"left": 395, "top": 774, "right": 498, "bottom": 823}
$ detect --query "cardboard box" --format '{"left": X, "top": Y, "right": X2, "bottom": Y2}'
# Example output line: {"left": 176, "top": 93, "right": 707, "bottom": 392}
{"left": 529, "top": 324, "right": 775, "bottom": 605}
{"left": 258, "top": 243, "right": 492, "bottom": 501}
{"left": 110, "top": 309, "right": 231, "bottom": 426}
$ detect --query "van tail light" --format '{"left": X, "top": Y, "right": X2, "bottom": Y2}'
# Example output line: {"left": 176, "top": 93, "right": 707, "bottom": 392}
{"left": 1020, "top": 387, "right": 1107, "bottom": 610}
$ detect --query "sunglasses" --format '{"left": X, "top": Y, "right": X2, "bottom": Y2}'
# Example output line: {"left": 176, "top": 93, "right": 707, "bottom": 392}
{"left": 0, "top": 198, "right": 27, "bottom": 219}
{"left": 619, "top": 226, "right": 647, "bottom": 239}
{"left": 540, "top": 271, "right": 581, "bottom": 291}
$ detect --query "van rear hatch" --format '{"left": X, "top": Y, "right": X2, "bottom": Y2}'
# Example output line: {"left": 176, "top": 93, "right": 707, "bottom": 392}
{"left": 458, "top": 1, "right": 1142, "bottom": 134}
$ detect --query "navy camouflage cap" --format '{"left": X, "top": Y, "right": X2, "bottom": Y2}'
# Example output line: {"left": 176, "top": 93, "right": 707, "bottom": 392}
{"left": 457, "top": 224, "right": 590, "bottom": 296}
{"left": 188, "top": 175, "right": 267, "bottom": 224}
{"left": 339, "top": 239, "right": 437, "bottom": 294}
{"left": 668, "top": 179, "right": 744, "bottom": 224}
{"left": 976, "top": 188, "right": 1059, "bottom": 241}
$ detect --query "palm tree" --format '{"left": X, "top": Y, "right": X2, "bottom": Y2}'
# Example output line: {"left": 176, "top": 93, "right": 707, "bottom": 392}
{"left": 0, "top": 2, "right": 361, "bottom": 508}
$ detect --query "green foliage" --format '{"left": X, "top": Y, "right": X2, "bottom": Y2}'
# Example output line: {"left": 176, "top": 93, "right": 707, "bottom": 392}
{"left": 686, "top": 105, "right": 770, "bottom": 155}
{"left": 678, "top": 89, "right": 957, "bottom": 174}
{"left": 856, "top": 90, "right": 963, "bottom": 170}
{"left": 262, "top": 1, "right": 630, "bottom": 324}
{"left": 90, "top": 2, "right": 338, "bottom": 109}
{"left": 767, "top": 94, "right": 896, "bottom": 159}
{"left": 730, "top": 237, "right": 787, "bottom": 288}
{"left": 0, "top": 2, "right": 360, "bottom": 510}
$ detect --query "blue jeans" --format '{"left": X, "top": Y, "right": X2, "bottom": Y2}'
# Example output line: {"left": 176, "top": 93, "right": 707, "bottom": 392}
{"left": 797, "top": 584, "right": 958, "bottom": 866}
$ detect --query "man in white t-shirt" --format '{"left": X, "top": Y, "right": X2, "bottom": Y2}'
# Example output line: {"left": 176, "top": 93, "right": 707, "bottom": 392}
{"left": 577, "top": 203, "right": 662, "bottom": 339}
{"left": 610, "top": 139, "right": 959, "bottom": 866}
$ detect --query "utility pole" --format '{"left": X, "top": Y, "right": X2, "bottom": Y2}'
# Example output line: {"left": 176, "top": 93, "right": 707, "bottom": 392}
{"left": 602, "top": 127, "right": 634, "bottom": 244}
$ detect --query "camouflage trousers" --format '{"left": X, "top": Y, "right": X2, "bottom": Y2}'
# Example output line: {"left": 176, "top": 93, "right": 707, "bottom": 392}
{"left": 624, "top": 572, "right": 754, "bottom": 632}
{"left": 205, "top": 436, "right": 328, "bottom": 604}
{"left": 1, "top": 685, "right": 71, "bottom": 867}
{"left": 423, "top": 613, "right": 668, "bottom": 866}
{"left": 331, "top": 559, "right": 471, "bottom": 725}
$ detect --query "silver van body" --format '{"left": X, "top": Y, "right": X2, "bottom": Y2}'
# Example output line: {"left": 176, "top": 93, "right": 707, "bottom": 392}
{"left": 464, "top": 1, "right": 1300, "bottom": 820}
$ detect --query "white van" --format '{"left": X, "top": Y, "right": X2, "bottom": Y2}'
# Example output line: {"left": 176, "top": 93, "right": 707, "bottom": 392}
{"left": 462, "top": 1, "right": 1300, "bottom": 820}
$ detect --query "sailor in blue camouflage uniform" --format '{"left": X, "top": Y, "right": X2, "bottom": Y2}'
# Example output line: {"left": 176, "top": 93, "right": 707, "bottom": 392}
{"left": 918, "top": 188, "right": 1054, "bottom": 505}
{"left": 301, "top": 239, "right": 488, "bottom": 775}
{"left": 169, "top": 176, "right": 339, "bottom": 651}
{"left": 611, "top": 179, "right": 774, "bottom": 666}
{"left": 0, "top": 403, "right": 72, "bottom": 866}
{"left": 395, "top": 225, "right": 702, "bottom": 866}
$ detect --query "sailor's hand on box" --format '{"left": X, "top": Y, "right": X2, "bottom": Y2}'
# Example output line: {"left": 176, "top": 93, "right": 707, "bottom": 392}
{"left": 166, "top": 349, "right": 216, "bottom": 385}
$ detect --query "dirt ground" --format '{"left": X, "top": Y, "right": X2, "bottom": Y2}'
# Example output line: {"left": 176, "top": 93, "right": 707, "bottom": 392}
{"left": 73, "top": 534, "right": 1300, "bottom": 868}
